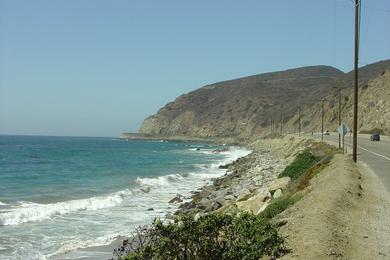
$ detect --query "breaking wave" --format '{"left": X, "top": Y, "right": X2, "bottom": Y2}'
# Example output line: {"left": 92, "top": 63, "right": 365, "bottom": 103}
{"left": 135, "top": 146, "right": 251, "bottom": 187}
{"left": 0, "top": 189, "right": 134, "bottom": 226}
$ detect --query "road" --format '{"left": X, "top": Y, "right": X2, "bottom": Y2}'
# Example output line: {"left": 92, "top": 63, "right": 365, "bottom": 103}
{"left": 304, "top": 132, "right": 390, "bottom": 192}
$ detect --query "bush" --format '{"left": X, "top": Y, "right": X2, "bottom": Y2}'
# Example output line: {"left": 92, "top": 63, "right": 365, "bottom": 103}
{"left": 115, "top": 213, "right": 287, "bottom": 260}
{"left": 260, "top": 194, "right": 302, "bottom": 220}
{"left": 295, "top": 156, "right": 332, "bottom": 191}
{"left": 279, "top": 150, "right": 320, "bottom": 180}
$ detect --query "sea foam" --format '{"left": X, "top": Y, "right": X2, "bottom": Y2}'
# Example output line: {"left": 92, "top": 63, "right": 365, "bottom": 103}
{"left": 135, "top": 147, "right": 251, "bottom": 188}
{"left": 0, "top": 144, "right": 252, "bottom": 260}
{"left": 0, "top": 189, "right": 134, "bottom": 226}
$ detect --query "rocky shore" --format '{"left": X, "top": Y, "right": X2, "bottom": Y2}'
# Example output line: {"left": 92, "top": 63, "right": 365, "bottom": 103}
{"left": 111, "top": 135, "right": 390, "bottom": 259}
{"left": 170, "top": 136, "right": 313, "bottom": 218}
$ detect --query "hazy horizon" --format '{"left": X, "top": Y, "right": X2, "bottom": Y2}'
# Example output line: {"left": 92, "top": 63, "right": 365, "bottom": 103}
{"left": 1, "top": 0, "right": 389, "bottom": 137}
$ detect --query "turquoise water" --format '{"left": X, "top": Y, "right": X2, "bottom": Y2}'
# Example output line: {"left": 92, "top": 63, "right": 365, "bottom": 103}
{"left": 0, "top": 135, "right": 250, "bottom": 259}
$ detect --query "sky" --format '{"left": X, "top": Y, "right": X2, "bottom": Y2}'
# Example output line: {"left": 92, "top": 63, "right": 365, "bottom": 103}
{"left": 0, "top": 0, "right": 389, "bottom": 137}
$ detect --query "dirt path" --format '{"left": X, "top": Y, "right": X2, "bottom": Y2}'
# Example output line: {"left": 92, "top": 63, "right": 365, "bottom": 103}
{"left": 276, "top": 154, "right": 390, "bottom": 259}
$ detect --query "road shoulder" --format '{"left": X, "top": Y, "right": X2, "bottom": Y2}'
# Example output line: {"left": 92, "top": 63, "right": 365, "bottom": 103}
{"left": 277, "top": 154, "right": 390, "bottom": 259}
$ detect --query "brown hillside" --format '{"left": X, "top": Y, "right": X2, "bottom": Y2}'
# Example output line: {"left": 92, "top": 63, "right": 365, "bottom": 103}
{"left": 286, "top": 67, "right": 390, "bottom": 135}
{"left": 139, "top": 59, "right": 390, "bottom": 138}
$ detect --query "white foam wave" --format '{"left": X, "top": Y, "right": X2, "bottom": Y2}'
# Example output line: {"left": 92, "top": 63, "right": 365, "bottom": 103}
{"left": 0, "top": 201, "right": 7, "bottom": 206}
{"left": 0, "top": 145, "right": 252, "bottom": 259}
{"left": 136, "top": 173, "right": 185, "bottom": 187}
{"left": 136, "top": 147, "right": 251, "bottom": 188}
{"left": 210, "top": 146, "right": 251, "bottom": 168}
{"left": 0, "top": 189, "right": 134, "bottom": 226}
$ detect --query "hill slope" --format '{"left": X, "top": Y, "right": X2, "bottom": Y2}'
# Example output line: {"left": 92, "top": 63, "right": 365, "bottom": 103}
{"left": 139, "top": 59, "right": 390, "bottom": 138}
{"left": 287, "top": 67, "right": 390, "bottom": 135}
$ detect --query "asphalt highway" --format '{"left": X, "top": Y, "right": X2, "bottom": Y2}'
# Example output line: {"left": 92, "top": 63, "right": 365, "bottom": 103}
{"left": 305, "top": 132, "right": 390, "bottom": 192}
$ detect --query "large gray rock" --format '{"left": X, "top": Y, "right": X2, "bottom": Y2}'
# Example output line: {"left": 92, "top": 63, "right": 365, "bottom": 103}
{"left": 224, "top": 194, "right": 235, "bottom": 201}
{"left": 268, "top": 177, "right": 291, "bottom": 194}
{"left": 205, "top": 201, "right": 222, "bottom": 212}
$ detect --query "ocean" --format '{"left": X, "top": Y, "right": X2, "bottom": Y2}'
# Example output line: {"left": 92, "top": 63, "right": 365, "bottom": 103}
{"left": 0, "top": 135, "right": 250, "bottom": 259}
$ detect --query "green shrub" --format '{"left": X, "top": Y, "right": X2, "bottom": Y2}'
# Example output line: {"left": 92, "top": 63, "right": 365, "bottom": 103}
{"left": 118, "top": 213, "right": 286, "bottom": 260}
{"left": 295, "top": 156, "right": 332, "bottom": 191}
{"left": 279, "top": 150, "right": 320, "bottom": 180}
{"left": 260, "top": 194, "right": 302, "bottom": 219}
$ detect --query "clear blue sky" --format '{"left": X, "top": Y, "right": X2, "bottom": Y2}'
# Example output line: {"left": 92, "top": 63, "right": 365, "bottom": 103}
{"left": 1, "top": 0, "right": 389, "bottom": 137}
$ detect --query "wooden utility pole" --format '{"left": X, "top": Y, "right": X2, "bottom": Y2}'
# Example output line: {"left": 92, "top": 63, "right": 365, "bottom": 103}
{"left": 298, "top": 107, "right": 301, "bottom": 137}
{"left": 338, "top": 88, "right": 342, "bottom": 149}
{"left": 352, "top": 0, "right": 360, "bottom": 162}
{"left": 321, "top": 100, "right": 324, "bottom": 141}
{"left": 280, "top": 105, "right": 283, "bottom": 136}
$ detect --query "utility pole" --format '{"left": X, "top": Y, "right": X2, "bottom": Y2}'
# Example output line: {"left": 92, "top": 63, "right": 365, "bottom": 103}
{"left": 280, "top": 105, "right": 283, "bottom": 136}
{"left": 352, "top": 0, "right": 360, "bottom": 162}
{"left": 338, "top": 88, "right": 342, "bottom": 149}
{"left": 298, "top": 107, "right": 301, "bottom": 137}
{"left": 321, "top": 100, "right": 324, "bottom": 141}
{"left": 272, "top": 118, "right": 275, "bottom": 138}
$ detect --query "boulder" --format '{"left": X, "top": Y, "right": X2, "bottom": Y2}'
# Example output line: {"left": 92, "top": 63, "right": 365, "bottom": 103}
{"left": 212, "top": 148, "right": 229, "bottom": 154}
{"left": 273, "top": 189, "right": 283, "bottom": 199}
{"left": 140, "top": 187, "right": 151, "bottom": 193}
{"left": 194, "top": 212, "right": 205, "bottom": 221}
{"left": 268, "top": 177, "right": 291, "bottom": 194}
{"left": 216, "top": 204, "right": 238, "bottom": 215}
{"left": 197, "top": 204, "right": 207, "bottom": 210}
{"left": 205, "top": 201, "right": 223, "bottom": 212}
{"left": 169, "top": 196, "right": 183, "bottom": 204}
{"left": 224, "top": 194, "right": 235, "bottom": 201}
{"left": 236, "top": 189, "right": 253, "bottom": 202}
{"left": 256, "top": 202, "right": 269, "bottom": 215}
{"left": 235, "top": 193, "right": 270, "bottom": 214}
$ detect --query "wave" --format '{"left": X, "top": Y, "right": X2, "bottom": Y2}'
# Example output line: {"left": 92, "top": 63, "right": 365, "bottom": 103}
{"left": 136, "top": 173, "right": 186, "bottom": 187}
{"left": 0, "top": 147, "right": 251, "bottom": 227}
{"left": 210, "top": 146, "right": 251, "bottom": 168}
{"left": 0, "top": 189, "right": 134, "bottom": 226}
{"left": 136, "top": 147, "right": 251, "bottom": 188}
{"left": 0, "top": 201, "right": 7, "bottom": 206}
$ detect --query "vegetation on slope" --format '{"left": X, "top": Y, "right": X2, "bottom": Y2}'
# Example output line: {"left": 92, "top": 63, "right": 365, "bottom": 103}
{"left": 278, "top": 150, "right": 321, "bottom": 180}
{"left": 114, "top": 213, "right": 286, "bottom": 260}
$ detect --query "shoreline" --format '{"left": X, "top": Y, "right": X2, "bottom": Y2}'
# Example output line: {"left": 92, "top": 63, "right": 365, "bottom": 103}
{"left": 50, "top": 142, "right": 252, "bottom": 260}
{"left": 54, "top": 135, "right": 341, "bottom": 259}
{"left": 119, "top": 133, "right": 245, "bottom": 145}
{"left": 107, "top": 136, "right": 312, "bottom": 259}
